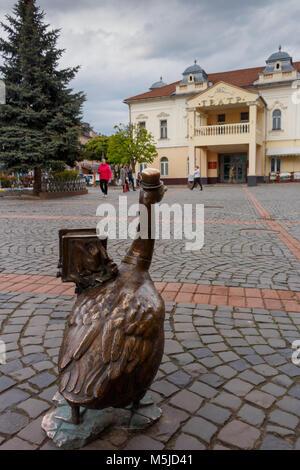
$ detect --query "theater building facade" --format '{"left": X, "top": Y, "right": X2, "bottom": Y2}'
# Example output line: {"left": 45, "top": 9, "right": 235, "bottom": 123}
{"left": 124, "top": 48, "right": 300, "bottom": 186}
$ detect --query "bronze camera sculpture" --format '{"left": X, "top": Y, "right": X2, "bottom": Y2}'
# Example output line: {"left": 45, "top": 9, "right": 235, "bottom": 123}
{"left": 56, "top": 168, "right": 167, "bottom": 426}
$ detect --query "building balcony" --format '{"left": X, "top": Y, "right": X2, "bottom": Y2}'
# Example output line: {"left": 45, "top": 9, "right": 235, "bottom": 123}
{"left": 193, "top": 122, "right": 256, "bottom": 146}
{"left": 196, "top": 123, "right": 250, "bottom": 137}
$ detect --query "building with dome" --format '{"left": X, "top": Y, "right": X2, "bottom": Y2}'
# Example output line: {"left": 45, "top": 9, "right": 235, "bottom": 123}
{"left": 124, "top": 48, "right": 300, "bottom": 186}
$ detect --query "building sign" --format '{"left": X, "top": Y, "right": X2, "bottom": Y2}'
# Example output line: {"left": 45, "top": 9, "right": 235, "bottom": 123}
{"left": 208, "top": 162, "right": 217, "bottom": 170}
{"left": 198, "top": 96, "right": 245, "bottom": 107}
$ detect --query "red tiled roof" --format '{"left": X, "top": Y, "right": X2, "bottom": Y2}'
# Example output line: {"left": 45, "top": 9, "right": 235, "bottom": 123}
{"left": 124, "top": 62, "right": 300, "bottom": 103}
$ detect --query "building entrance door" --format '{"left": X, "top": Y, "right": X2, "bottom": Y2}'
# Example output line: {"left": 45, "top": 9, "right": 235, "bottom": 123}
{"left": 218, "top": 153, "right": 247, "bottom": 183}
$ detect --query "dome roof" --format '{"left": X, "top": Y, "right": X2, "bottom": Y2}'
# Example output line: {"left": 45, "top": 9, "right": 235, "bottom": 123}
{"left": 149, "top": 77, "right": 167, "bottom": 90}
{"left": 183, "top": 61, "right": 203, "bottom": 75}
{"left": 267, "top": 49, "right": 291, "bottom": 63}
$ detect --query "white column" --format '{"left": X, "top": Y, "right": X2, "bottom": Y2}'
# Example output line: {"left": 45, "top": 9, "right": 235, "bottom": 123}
{"left": 189, "top": 145, "right": 196, "bottom": 176}
{"left": 248, "top": 103, "right": 257, "bottom": 186}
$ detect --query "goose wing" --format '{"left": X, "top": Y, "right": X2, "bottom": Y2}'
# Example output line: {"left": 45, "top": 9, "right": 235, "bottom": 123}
{"left": 58, "top": 284, "right": 164, "bottom": 400}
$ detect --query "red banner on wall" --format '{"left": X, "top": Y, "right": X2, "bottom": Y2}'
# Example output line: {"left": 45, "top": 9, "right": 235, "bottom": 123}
{"left": 208, "top": 162, "right": 217, "bottom": 170}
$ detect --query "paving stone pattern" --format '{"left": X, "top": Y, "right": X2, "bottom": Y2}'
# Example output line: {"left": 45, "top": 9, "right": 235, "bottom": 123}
{"left": 0, "top": 184, "right": 300, "bottom": 450}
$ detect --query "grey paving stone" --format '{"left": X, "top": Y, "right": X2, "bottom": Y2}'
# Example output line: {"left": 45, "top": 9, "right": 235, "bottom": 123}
{"left": 0, "top": 388, "right": 29, "bottom": 412}
{"left": 273, "top": 374, "right": 293, "bottom": 388}
{"left": 278, "top": 363, "right": 300, "bottom": 377}
{"left": 261, "top": 383, "right": 286, "bottom": 397}
{"left": 0, "top": 359, "right": 23, "bottom": 374}
{"left": 17, "top": 416, "right": 46, "bottom": 445}
{"left": 189, "top": 381, "right": 218, "bottom": 399}
{"left": 172, "top": 353, "right": 194, "bottom": 365}
{"left": 190, "top": 348, "right": 214, "bottom": 359}
{"left": 244, "top": 354, "right": 265, "bottom": 365}
{"left": 0, "top": 437, "right": 37, "bottom": 450}
{"left": 10, "top": 366, "right": 36, "bottom": 381}
{"left": 197, "top": 403, "right": 231, "bottom": 425}
{"left": 266, "top": 425, "right": 294, "bottom": 437}
{"left": 198, "top": 373, "right": 225, "bottom": 388}
{"left": 39, "top": 385, "right": 58, "bottom": 403}
{"left": 0, "top": 376, "right": 16, "bottom": 393}
{"left": 214, "top": 365, "right": 237, "bottom": 379}
{"left": 288, "top": 385, "right": 300, "bottom": 399}
{"left": 229, "top": 359, "right": 250, "bottom": 372}
{"left": 245, "top": 390, "right": 276, "bottom": 409}
{"left": 170, "top": 390, "right": 203, "bottom": 413}
{"left": 269, "top": 409, "right": 299, "bottom": 430}
{"left": 0, "top": 411, "right": 29, "bottom": 435}
{"left": 238, "top": 370, "right": 265, "bottom": 385}
{"left": 173, "top": 433, "right": 206, "bottom": 450}
{"left": 277, "top": 396, "right": 300, "bottom": 416}
{"left": 252, "top": 364, "right": 279, "bottom": 377}
{"left": 212, "top": 392, "right": 242, "bottom": 411}
{"left": 238, "top": 404, "right": 265, "bottom": 426}
{"left": 218, "top": 351, "right": 240, "bottom": 363}
{"left": 125, "top": 435, "right": 164, "bottom": 450}
{"left": 151, "top": 380, "right": 178, "bottom": 397}
{"left": 16, "top": 398, "right": 51, "bottom": 418}
{"left": 183, "top": 416, "right": 217, "bottom": 443}
{"left": 218, "top": 420, "right": 260, "bottom": 449}
{"left": 199, "top": 356, "right": 223, "bottom": 368}
{"left": 224, "top": 378, "right": 254, "bottom": 397}
{"left": 22, "top": 353, "right": 49, "bottom": 365}
{"left": 260, "top": 435, "right": 293, "bottom": 450}
{"left": 29, "top": 372, "right": 57, "bottom": 389}
{"left": 167, "top": 371, "right": 192, "bottom": 387}
{"left": 164, "top": 340, "right": 184, "bottom": 354}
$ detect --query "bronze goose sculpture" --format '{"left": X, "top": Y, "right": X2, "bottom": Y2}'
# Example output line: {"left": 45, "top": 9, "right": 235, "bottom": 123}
{"left": 58, "top": 169, "right": 167, "bottom": 424}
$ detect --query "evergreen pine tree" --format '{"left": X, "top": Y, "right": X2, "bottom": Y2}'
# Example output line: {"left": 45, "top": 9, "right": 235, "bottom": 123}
{"left": 0, "top": 0, "right": 86, "bottom": 193}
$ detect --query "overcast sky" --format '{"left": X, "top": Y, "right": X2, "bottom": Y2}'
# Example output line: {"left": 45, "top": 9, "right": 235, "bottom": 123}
{"left": 1, "top": 0, "right": 300, "bottom": 134}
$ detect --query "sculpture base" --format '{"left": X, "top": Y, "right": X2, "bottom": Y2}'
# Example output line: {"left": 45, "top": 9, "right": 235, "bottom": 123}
{"left": 41, "top": 391, "right": 162, "bottom": 449}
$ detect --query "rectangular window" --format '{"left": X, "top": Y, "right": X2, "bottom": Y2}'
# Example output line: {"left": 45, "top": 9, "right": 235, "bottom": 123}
{"left": 138, "top": 121, "right": 146, "bottom": 128}
{"left": 217, "top": 114, "right": 226, "bottom": 124}
{"left": 241, "top": 112, "right": 249, "bottom": 122}
{"left": 160, "top": 120, "right": 168, "bottom": 139}
{"left": 271, "top": 157, "right": 281, "bottom": 172}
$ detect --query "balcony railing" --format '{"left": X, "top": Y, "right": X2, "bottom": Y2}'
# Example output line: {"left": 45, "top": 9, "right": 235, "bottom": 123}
{"left": 195, "top": 123, "right": 250, "bottom": 137}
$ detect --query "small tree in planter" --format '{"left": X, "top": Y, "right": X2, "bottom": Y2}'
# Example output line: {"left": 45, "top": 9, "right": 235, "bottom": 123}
{"left": 107, "top": 124, "right": 158, "bottom": 176}
{"left": 0, "top": 0, "right": 85, "bottom": 195}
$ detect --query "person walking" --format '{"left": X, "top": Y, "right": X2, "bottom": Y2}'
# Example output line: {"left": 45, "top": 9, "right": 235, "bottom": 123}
{"left": 128, "top": 166, "right": 135, "bottom": 191}
{"left": 229, "top": 166, "right": 236, "bottom": 184}
{"left": 190, "top": 166, "right": 203, "bottom": 191}
{"left": 98, "top": 159, "right": 111, "bottom": 198}
{"left": 120, "top": 164, "right": 129, "bottom": 192}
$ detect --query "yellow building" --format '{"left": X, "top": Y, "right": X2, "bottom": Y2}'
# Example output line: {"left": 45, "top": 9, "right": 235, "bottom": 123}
{"left": 124, "top": 48, "right": 300, "bottom": 186}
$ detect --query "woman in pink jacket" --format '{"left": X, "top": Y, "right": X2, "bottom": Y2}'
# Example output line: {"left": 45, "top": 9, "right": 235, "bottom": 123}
{"left": 98, "top": 159, "right": 111, "bottom": 198}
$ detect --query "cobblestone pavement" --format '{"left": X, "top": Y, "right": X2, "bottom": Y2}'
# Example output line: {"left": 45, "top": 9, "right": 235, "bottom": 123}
{"left": 0, "top": 183, "right": 300, "bottom": 450}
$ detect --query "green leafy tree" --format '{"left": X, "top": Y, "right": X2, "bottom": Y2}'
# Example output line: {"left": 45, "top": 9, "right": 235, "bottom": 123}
{"left": 0, "top": 0, "right": 86, "bottom": 194}
{"left": 83, "top": 135, "right": 109, "bottom": 161}
{"left": 107, "top": 123, "right": 158, "bottom": 171}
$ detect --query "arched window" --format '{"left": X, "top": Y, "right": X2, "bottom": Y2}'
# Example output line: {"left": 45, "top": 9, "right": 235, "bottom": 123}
{"left": 272, "top": 109, "right": 281, "bottom": 130}
{"left": 160, "top": 157, "right": 169, "bottom": 176}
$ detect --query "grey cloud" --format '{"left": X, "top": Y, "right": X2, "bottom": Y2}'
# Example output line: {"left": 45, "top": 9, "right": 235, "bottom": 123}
{"left": 1, "top": 0, "right": 300, "bottom": 134}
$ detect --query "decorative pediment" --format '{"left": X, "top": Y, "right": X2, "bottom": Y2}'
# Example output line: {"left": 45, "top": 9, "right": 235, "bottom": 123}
{"left": 269, "top": 100, "right": 288, "bottom": 111}
{"left": 157, "top": 112, "right": 170, "bottom": 118}
{"left": 136, "top": 114, "right": 148, "bottom": 120}
{"left": 187, "top": 81, "right": 260, "bottom": 108}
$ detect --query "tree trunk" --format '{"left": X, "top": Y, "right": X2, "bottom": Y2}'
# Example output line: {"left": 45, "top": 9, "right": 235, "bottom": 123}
{"left": 33, "top": 167, "right": 42, "bottom": 195}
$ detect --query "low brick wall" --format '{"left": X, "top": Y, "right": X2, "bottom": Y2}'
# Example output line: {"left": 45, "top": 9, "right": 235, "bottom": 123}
{"left": 38, "top": 189, "right": 88, "bottom": 199}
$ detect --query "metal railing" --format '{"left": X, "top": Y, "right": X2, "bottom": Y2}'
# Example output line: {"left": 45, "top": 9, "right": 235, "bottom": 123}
{"left": 195, "top": 123, "right": 250, "bottom": 137}
{"left": 41, "top": 177, "right": 87, "bottom": 193}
